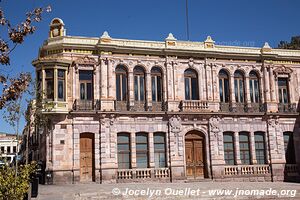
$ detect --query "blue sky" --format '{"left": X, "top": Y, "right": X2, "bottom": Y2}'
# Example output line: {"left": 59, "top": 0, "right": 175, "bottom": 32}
{"left": 0, "top": 0, "right": 300, "bottom": 133}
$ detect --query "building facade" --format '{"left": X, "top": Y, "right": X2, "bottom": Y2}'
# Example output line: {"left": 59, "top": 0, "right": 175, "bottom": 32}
{"left": 0, "top": 132, "right": 19, "bottom": 163}
{"left": 32, "top": 18, "right": 300, "bottom": 184}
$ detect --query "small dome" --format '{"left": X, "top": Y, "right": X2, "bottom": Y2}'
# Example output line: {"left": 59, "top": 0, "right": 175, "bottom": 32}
{"left": 50, "top": 18, "right": 65, "bottom": 26}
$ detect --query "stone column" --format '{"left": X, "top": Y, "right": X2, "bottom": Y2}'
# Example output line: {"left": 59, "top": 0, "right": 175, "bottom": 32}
{"left": 206, "top": 64, "right": 213, "bottom": 101}
{"left": 128, "top": 71, "right": 134, "bottom": 110}
{"left": 100, "top": 59, "right": 107, "bottom": 99}
{"left": 146, "top": 72, "right": 152, "bottom": 110}
{"left": 259, "top": 76, "right": 265, "bottom": 103}
{"left": 250, "top": 131, "right": 257, "bottom": 164}
{"left": 54, "top": 68, "right": 58, "bottom": 102}
{"left": 149, "top": 132, "right": 155, "bottom": 168}
{"left": 202, "top": 65, "right": 208, "bottom": 100}
{"left": 269, "top": 67, "right": 276, "bottom": 102}
{"left": 245, "top": 76, "right": 251, "bottom": 105}
{"left": 42, "top": 69, "right": 45, "bottom": 99}
{"left": 234, "top": 131, "right": 241, "bottom": 164}
{"left": 198, "top": 65, "right": 204, "bottom": 101}
{"left": 263, "top": 66, "right": 271, "bottom": 102}
{"left": 230, "top": 75, "right": 236, "bottom": 106}
{"left": 162, "top": 67, "right": 167, "bottom": 106}
{"left": 288, "top": 75, "right": 294, "bottom": 103}
{"left": 130, "top": 132, "right": 136, "bottom": 168}
{"left": 107, "top": 59, "right": 113, "bottom": 99}
{"left": 212, "top": 65, "right": 219, "bottom": 102}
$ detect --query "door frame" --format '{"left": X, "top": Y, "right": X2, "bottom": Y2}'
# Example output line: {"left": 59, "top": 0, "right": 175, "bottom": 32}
{"left": 80, "top": 132, "right": 95, "bottom": 182}
{"left": 184, "top": 130, "right": 209, "bottom": 179}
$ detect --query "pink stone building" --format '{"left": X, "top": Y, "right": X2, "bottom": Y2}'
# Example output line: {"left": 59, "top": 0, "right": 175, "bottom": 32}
{"left": 32, "top": 18, "right": 300, "bottom": 184}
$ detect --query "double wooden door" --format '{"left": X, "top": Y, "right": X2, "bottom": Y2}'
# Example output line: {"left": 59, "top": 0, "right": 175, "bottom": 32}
{"left": 185, "top": 133, "right": 205, "bottom": 179}
{"left": 80, "top": 133, "right": 95, "bottom": 182}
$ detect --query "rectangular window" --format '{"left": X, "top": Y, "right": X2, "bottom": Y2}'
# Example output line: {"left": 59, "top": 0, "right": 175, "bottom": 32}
{"left": 223, "top": 133, "right": 235, "bottom": 165}
{"left": 117, "top": 133, "right": 131, "bottom": 169}
{"left": 79, "top": 71, "right": 93, "bottom": 100}
{"left": 7, "top": 146, "right": 11, "bottom": 154}
{"left": 0, "top": 147, "right": 4, "bottom": 153}
{"left": 152, "top": 76, "right": 156, "bottom": 101}
{"left": 185, "top": 77, "right": 190, "bottom": 100}
{"left": 239, "top": 133, "right": 251, "bottom": 165}
{"left": 45, "top": 69, "right": 54, "bottom": 100}
{"left": 254, "top": 132, "right": 266, "bottom": 164}
{"left": 154, "top": 133, "right": 166, "bottom": 168}
{"left": 278, "top": 78, "right": 289, "bottom": 104}
{"left": 134, "top": 76, "right": 138, "bottom": 101}
{"left": 57, "top": 69, "right": 65, "bottom": 101}
{"left": 13, "top": 146, "right": 17, "bottom": 153}
{"left": 136, "top": 133, "right": 149, "bottom": 168}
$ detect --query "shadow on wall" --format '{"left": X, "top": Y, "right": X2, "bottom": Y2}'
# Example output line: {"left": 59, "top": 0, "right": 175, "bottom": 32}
{"left": 284, "top": 98, "right": 300, "bottom": 182}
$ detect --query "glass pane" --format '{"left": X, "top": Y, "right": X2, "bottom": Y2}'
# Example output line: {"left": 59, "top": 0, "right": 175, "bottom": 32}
{"left": 58, "top": 69, "right": 65, "bottom": 78}
{"left": 140, "top": 76, "right": 144, "bottom": 101}
{"left": 136, "top": 144, "right": 147, "bottom": 151}
{"left": 283, "top": 89, "right": 288, "bottom": 103}
{"left": 157, "top": 77, "right": 162, "bottom": 102}
{"left": 191, "top": 78, "right": 198, "bottom": 100}
{"left": 152, "top": 76, "right": 156, "bottom": 101}
{"left": 224, "top": 79, "right": 229, "bottom": 102}
{"left": 250, "top": 80, "right": 254, "bottom": 102}
{"left": 219, "top": 79, "right": 223, "bottom": 102}
{"left": 118, "top": 144, "right": 129, "bottom": 151}
{"left": 279, "top": 89, "right": 283, "bottom": 103}
{"left": 122, "top": 75, "right": 127, "bottom": 101}
{"left": 155, "top": 152, "right": 166, "bottom": 168}
{"left": 46, "top": 80, "right": 54, "bottom": 99}
{"left": 185, "top": 78, "right": 190, "bottom": 100}
{"left": 254, "top": 80, "right": 259, "bottom": 103}
{"left": 136, "top": 153, "right": 148, "bottom": 168}
{"left": 234, "top": 79, "right": 238, "bottom": 102}
{"left": 136, "top": 134, "right": 147, "bottom": 143}
{"left": 134, "top": 76, "right": 138, "bottom": 101}
{"left": 116, "top": 74, "right": 121, "bottom": 101}
{"left": 87, "top": 83, "right": 92, "bottom": 100}
{"left": 154, "top": 143, "right": 165, "bottom": 151}
{"left": 80, "top": 83, "right": 85, "bottom": 100}
{"left": 239, "top": 79, "right": 244, "bottom": 103}
{"left": 58, "top": 80, "right": 64, "bottom": 100}
{"left": 117, "top": 134, "right": 130, "bottom": 143}
{"left": 45, "top": 69, "right": 53, "bottom": 78}
{"left": 118, "top": 153, "right": 130, "bottom": 169}
{"left": 154, "top": 134, "right": 165, "bottom": 143}
{"left": 79, "top": 70, "right": 93, "bottom": 80}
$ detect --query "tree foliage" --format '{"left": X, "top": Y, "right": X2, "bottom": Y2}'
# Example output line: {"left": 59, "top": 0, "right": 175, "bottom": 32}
{"left": 0, "top": 162, "right": 37, "bottom": 200}
{"left": 0, "top": 4, "right": 51, "bottom": 109}
{"left": 277, "top": 36, "right": 300, "bottom": 50}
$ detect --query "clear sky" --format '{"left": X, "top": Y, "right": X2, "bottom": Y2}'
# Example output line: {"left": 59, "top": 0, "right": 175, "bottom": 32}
{"left": 0, "top": 0, "right": 300, "bottom": 134}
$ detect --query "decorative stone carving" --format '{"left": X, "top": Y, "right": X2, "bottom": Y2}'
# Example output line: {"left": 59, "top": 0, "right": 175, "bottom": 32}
{"left": 273, "top": 65, "right": 293, "bottom": 75}
{"left": 169, "top": 116, "right": 182, "bottom": 133}
{"left": 210, "top": 116, "right": 221, "bottom": 137}
{"left": 75, "top": 56, "right": 97, "bottom": 66}
{"left": 188, "top": 58, "right": 194, "bottom": 67}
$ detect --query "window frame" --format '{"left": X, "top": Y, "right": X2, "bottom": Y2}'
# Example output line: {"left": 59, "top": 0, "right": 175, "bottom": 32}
{"left": 249, "top": 71, "right": 260, "bottom": 103}
{"left": 151, "top": 67, "right": 163, "bottom": 102}
{"left": 254, "top": 132, "right": 266, "bottom": 165}
{"left": 239, "top": 132, "right": 251, "bottom": 165}
{"left": 117, "top": 133, "right": 131, "bottom": 169}
{"left": 219, "top": 69, "right": 230, "bottom": 103}
{"left": 278, "top": 78, "right": 289, "bottom": 104}
{"left": 223, "top": 132, "right": 235, "bottom": 165}
{"left": 184, "top": 68, "right": 199, "bottom": 100}
{"left": 154, "top": 132, "right": 166, "bottom": 168}
{"left": 79, "top": 70, "right": 93, "bottom": 101}
{"left": 134, "top": 66, "right": 145, "bottom": 102}
{"left": 57, "top": 69, "right": 66, "bottom": 101}
{"left": 45, "top": 69, "right": 54, "bottom": 100}
{"left": 136, "top": 132, "right": 149, "bottom": 168}
{"left": 116, "top": 65, "right": 128, "bottom": 102}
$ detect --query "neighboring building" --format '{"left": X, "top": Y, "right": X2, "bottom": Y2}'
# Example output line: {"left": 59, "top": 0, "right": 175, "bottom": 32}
{"left": 32, "top": 18, "right": 300, "bottom": 184}
{"left": 0, "top": 132, "right": 20, "bottom": 163}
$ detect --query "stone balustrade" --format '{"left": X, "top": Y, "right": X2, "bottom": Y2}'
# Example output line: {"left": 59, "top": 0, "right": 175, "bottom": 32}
{"left": 180, "top": 100, "right": 209, "bottom": 112}
{"left": 224, "top": 165, "right": 270, "bottom": 176}
{"left": 284, "top": 164, "right": 299, "bottom": 176}
{"left": 117, "top": 168, "right": 170, "bottom": 181}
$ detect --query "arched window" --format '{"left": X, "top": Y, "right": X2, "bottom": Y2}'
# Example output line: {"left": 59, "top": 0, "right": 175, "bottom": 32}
{"left": 184, "top": 68, "right": 199, "bottom": 100}
{"left": 136, "top": 132, "right": 149, "bottom": 168}
{"left": 134, "top": 66, "right": 145, "bottom": 101}
{"left": 117, "top": 133, "right": 131, "bottom": 169}
{"left": 283, "top": 132, "right": 296, "bottom": 164}
{"left": 249, "top": 71, "right": 260, "bottom": 103}
{"left": 116, "top": 65, "right": 128, "bottom": 101}
{"left": 151, "top": 67, "right": 163, "bottom": 102}
{"left": 254, "top": 132, "right": 266, "bottom": 164}
{"left": 219, "top": 69, "right": 230, "bottom": 102}
{"left": 239, "top": 132, "right": 250, "bottom": 164}
{"left": 223, "top": 132, "right": 235, "bottom": 165}
{"left": 234, "top": 70, "right": 245, "bottom": 103}
{"left": 154, "top": 132, "right": 166, "bottom": 168}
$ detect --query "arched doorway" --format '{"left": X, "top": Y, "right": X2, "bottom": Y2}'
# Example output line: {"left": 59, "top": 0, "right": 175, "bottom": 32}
{"left": 80, "top": 133, "right": 95, "bottom": 182}
{"left": 185, "top": 131, "right": 207, "bottom": 179}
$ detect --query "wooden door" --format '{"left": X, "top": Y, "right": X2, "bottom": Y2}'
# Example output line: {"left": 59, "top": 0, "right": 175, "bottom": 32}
{"left": 185, "top": 133, "right": 205, "bottom": 179}
{"left": 80, "top": 133, "right": 95, "bottom": 182}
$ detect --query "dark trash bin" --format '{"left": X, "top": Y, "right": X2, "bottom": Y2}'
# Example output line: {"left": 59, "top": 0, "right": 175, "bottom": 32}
{"left": 31, "top": 177, "right": 39, "bottom": 198}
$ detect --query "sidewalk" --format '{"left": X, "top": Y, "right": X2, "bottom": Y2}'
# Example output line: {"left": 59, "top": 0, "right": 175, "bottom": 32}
{"left": 34, "top": 181, "right": 300, "bottom": 200}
